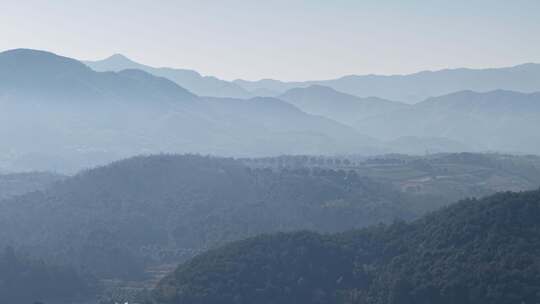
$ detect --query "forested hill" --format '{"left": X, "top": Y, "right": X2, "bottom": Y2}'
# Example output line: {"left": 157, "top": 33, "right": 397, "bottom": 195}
{"left": 152, "top": 188, "right": 540, "bottom": 304}
{"left": 0, "top": 246, "right": 97, "bottom": 304}
{"left": 0, "top": 154, "right": 421, "bottom": 280}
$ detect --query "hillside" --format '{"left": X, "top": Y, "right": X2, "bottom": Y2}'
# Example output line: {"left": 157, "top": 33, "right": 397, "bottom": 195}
{"left": 152, "top": 188, "right": 540, "bottom": 304}
{"left": 235, "top": 63, "right": 540, "bottom": 103}
{"left": 0, "top": 246, "right": 97, "bottom": 304}
{"left": 355, "top": 90, "right": 540, "bottom": 154}
{"left": 0, "top": 154, "right": 421, "bottom": 280}
{"left": 278, "top": 85, "right": 407, "bottom": 126}
{"left": 0, "top": 153, "right": 537, "bottom": 294}
{"left": 243, "top": 153, "right": 540, "bottom": 206}
{"left": 85, "top": 54, "right": 251, "bottom": 98}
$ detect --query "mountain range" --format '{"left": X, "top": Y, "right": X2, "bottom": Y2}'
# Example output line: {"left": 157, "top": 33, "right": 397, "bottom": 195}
{"left": 355, "top": 90, "right": 540, "bottom": 153}
{"left": 235, "top": 63, "right": 540, "bottom": 103}
{"left": 2, "top": 48, "right": 540, "bottom": 172}
{"left": 276, "top": 85, "right": 540, "bottom": 154}
{"left": 85, "top": 54, "right": 252, "bottom": 98}
{"left": 86, "top": 54, "right": 540, "bottom": 104}
{"left": 0, "top": 49, "right": 376, "bottom": 172}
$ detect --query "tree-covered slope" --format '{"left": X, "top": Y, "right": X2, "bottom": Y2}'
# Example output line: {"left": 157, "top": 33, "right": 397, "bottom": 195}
{"left": 0, "top": 246, "right": 97, "bottom": 304}
{"left": 0, "top": 154, "right": 418, "bottom": 280}
{"left": 152, "top": 188, "right": 540, "bottom": 304}
{"left": 153, "top": 231, "right": 359, "bottom": 304}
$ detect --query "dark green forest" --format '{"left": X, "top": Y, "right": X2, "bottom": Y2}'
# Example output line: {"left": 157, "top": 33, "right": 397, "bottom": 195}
{"left": 0, "top": 246, "right": 96, "bottom": 303}
{"left": 0, "top": 155, "right": 424, "bottom": 280}
{"left": 1, "top": 154, "right": 539, "bottom": 303}
{"left": 151, "top": 189, "right": 540, "bottom": 304}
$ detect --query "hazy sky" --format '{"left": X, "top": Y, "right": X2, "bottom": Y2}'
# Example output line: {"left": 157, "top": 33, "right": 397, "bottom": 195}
{"left": 1, "top": 0, "right": 539, "bottom": 81}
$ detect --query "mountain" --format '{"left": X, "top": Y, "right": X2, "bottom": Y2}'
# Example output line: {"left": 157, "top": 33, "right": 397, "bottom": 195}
{"left": 0, "top": 49, "right": 196, "bottom": 104}
{"left": 85, "top": 54, "right": 252, "bottom": 98}
{"left": 234, "top": 63, "right": 540, "bottom": 103}
{"left": 0, "top": 154, "right": 421, "bottom": 280}
{"left": 0, "top": 49, "right": 376, "bottom": 172}
{"left": 355, "top": 90, "right": 540, "bottom": 153}
{"left": 152, "top": 188, "right": 540, "bottom": 304}
{"left": 278, "top": 85, "right": 408, "bottom": 126}
{"left": 276, "top": 85, "right": 540, "bottom": 154}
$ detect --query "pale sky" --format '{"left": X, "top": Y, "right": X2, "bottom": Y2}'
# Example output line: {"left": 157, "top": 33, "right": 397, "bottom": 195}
{"left": 1, "top": 0, "right": 539, "bottom": 81}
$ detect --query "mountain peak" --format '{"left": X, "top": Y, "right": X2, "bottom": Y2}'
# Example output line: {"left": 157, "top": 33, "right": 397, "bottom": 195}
{"left": 101, "top": 53, "right": 138, "bottom": 65}
{"left": 84, "top": 53, "right": 143, "bottom": 72}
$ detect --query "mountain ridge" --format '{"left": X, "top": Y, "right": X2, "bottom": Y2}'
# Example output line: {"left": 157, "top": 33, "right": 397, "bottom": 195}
{"left": 85, "top": 53, "right": 252, "bottom": 98}
{"left": 0, "top": 48, "right": 376, "bottom": 172}
{"left": 234, "top": 62, "right": 540, "bottom": 103}
{"left": 278, "top": 85, "right": 407, "bottom": 125}
{"left": 354, "top": 89, "right": 540, "bottom": 153}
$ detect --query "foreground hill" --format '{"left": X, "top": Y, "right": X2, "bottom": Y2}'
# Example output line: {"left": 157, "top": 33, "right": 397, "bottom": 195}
{"left": 153, "top": 188, "right": 540, "bottom": 304}
{"left": 0, "top": 154, "right": 419, "bottom": 280}
{"left": 0, "top": 49, "right": 374, "bottom": 172}
{"left": 0, "top": 247, "right": 96, "bottom": 304}
{"left": 234, "top": 63, "right": 540, "bottom": 103}
{"left": 355, "top": 90, "right": 540, "bottom": 153}
{"left": 85, "top": 54, "right": 251, "bottom": 98}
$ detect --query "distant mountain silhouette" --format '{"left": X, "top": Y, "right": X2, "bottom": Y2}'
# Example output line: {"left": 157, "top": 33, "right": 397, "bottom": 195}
{"left": 0, "top": 49, "right": 376, "bottom": 172}
{"left": 235, "top": 63, "right": 540, "bottom": 103}
{"left": 356, "top": 90, "right": 540, "bottom": 153}
{"left": 2, "top": 48, "right": 540, "bottom": 170}
{"left": 0, "top": 49, "right": 196, "bottom": 104}
{"left": 278, "top": 85, "right": 407, "bottom": 125}
{"left": 85, "top": 54, "right": 252, "bottom": 98}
